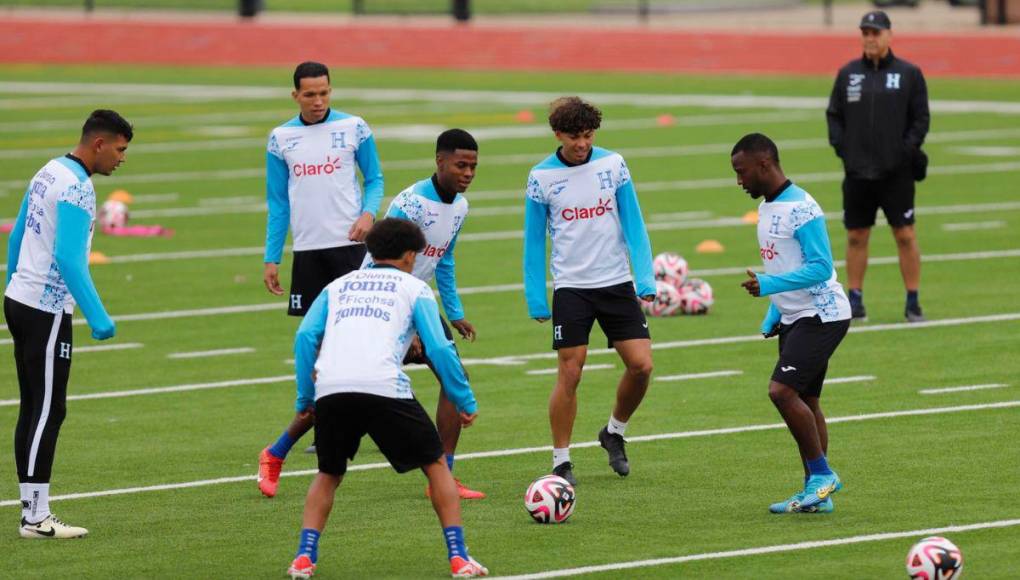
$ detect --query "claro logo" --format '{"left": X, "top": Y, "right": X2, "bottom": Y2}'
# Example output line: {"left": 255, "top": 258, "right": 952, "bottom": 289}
{"left": 293, "top": 156, "right": 342, "bottom": 177}
{"left": 561, "top": 197, "right": 613, "bottom": 222}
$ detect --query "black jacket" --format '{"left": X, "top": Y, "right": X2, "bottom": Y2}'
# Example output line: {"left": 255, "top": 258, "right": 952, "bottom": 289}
{"left": 826, "top": 50, "right": 930, "bottom": 181}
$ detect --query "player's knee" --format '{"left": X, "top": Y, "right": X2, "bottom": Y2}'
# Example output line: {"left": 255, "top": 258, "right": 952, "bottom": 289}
{"left": 893, "top": 227, "right": 916, "bottom": 247}
{"left": 559, "top": 364, "right": 583, "bottom": 388}
{"left": 768, "top": 383, "right": 795, "bottom": 405}
{"left": 847, "top": 229, "right": 870, "bottom": 248}
{"left": 626, "top": 358, "right": 653, "bottom": 380}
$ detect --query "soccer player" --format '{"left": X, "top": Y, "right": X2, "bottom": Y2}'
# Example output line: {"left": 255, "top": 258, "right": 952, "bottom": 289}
{"left": 285, "top": 218, "right": 487, "bottom": 579}
{"left": 730, "top": 133, "right": 851, "bottom": 514}
{"left": 258, "top": 61, "right": 384, "bottom": 498}
{"left": 522, "top": 97, "right": 656, "bottom": 486}
{"left": 5, "top": 109, "right": 130, "bottom": 538}
{"left": 364, "top": 129, "right": 484, "bottom": 499}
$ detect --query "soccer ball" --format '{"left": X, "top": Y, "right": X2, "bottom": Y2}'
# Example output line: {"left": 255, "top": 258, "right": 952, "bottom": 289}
{"left": 906, "top": 536, "right": 963, "bottom": 579}
{"left": 653, "top": 252, "right": 688, "bottom": 289}
{"left": 678, "top": 278, "right": 714, "bottom": 315}
{"left": 99, "top": 200, "right": 129, "bottom": 229}
{"left": 524, "top": 475, "right": 575, "bottom": 524}
{"left": 641, "top": 280, "right": 684, "bottom": 317}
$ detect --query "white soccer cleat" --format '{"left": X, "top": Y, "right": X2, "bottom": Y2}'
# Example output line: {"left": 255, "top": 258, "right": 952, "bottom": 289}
{"left": 19, "top": 514, "right": 88, "bottom": 539}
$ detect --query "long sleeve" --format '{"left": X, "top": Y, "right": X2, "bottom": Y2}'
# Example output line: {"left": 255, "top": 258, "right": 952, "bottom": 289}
{"left": 760, "top": 302, "right": 782, "bottom": 335}
{"left": 293, "top": 289, "right": 328, "bottom": 412}
{"left": 356, "top": 135, "right": 384, "bottom": 217}
{"left": 615, "top": 180, "right": 656, "bottom": 298}
{"left": 523, "top": 196, "right": 550, "bottom": 319}
{"left": 5, "top": 187, "right": 30, "bottom": 286}
{"left": 264, "top": 150, "right": 290, "bottom": 264}
{"left": 904, "top": 68, "right": 930, "bottom": 149}
{"left": 757, "top": 217, "right": 835, "bottom": 296}
{"left": 53, "top": 201, "right": 113, "bottom": 339}
{"left": 412, "top": 295, "right": 476, "bottom": 414}
{"left": 826, "top": 71, "right": 845, "bottom": 156}
{"left": 435, "top": 231, "right": 464, "bottom": 322}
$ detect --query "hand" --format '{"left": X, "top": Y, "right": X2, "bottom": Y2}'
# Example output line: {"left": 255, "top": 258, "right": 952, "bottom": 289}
{"left": 762, "top": 323, "right": 780, "bottom": 339}
{"left": 91, "top": 321, "right": 115, "bottom": 341}
{"left": 348, "top": 212, "right": 374, "bottom": 242}
{"left": 407, "top": 335, "right": 423, "bottom": 359}
{"left": 640, "top": 294, "right": 655, "bottom": 302}
{"left": 459, "top": 411, "right": 477, "bottom": 428}
{"left": 263, "top": 262, "right": 284, "bottom": 296}
{"left": 740, "top": 269, "right": 761, "bottom": 297}
{"left": 450, "top": 319, "right": 476, "bottom": 342}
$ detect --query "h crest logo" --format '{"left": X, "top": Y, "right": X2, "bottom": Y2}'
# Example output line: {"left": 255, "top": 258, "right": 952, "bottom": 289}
{"left": 769, "top": 215, "right": 782, "bottom": 235}
{"left": 554, "top": 325, "right": 563, "bottom": 341}
{"left": 58, "top": 342, "right": 71, "bottom": 360}
{"left": 886, "top": 73, "right": 901, "bottom": 90}
{"left": 331, "top": 131, "right": 347, "bottom": 149}
{"left": 290, "top": 294, "right": 303, "bottom": 311}
{"left": 596, "top": 170, "right": 613, "bottom": 191}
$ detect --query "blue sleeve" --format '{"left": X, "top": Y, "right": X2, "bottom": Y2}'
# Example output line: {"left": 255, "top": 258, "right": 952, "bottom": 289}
{"left": 412, "top": 296, "right": 477, "bottom": 414}
{"left": 760, "top": 302, "right": 782, "bottom": 335}
{"left": 53, "top": 202, "right": 114, "bottom": 340}
{"left": 5, "top": 187, "right": 30, "bottom": 286}
{"left": 435, "top": 231, "right": 464, "bottom": 322}
{"left": 616, "top": 181, "right": 656, "bottom": 298}
{"left": 264, "top": 151, "right": 290, "bottom": 264}
{"left": 356, "top": 135, "right": 384, "bottom": 217}
{"left": 757, "top": 217, "right": 835, "bottom": 296}
{"left": 523, "top": 196, "right": 550, "bottom": 319}
{"left": 384, "top": 202, "right": 410, "bottom": 221}
{"left": 294, "top": 289, "right": 328, "bottom": 412}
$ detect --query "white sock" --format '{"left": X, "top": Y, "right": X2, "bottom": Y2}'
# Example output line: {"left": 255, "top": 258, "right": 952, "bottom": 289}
{"left": 607, "top": 415, "right": 628, "bottom": 437}
{"left": 21, "top": 483, "right": 50, "bottom": 523}
{"left": 552, "top": 447, "right": 571, "bottom": 469}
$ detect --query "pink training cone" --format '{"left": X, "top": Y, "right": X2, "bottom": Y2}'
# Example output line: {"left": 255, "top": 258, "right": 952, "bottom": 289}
{"left": 515, "top": 109, "right": 536, "bottom": 123}
{"left": 656, "top": 114, "right": 676, "bottom": 127}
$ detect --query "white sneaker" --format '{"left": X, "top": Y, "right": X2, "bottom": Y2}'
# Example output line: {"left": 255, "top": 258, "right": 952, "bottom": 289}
{"left": 20, "top": 515, "right": 88, "bottom": 539}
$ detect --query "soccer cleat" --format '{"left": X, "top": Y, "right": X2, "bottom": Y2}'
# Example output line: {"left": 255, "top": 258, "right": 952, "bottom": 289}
{"left": 768, "top": 491, "right": 806, "bottom": 514}
{"left": 806, "top": 497, "right": 834, "bottom": 513}
{"left": 598, "top": 426, "right": 630, "bottom": 477}
{"left": 287, "top": 554, "right": 316, "bottom": 579}
{"left": 258, "top": 447, "right": 284, "bottom": 498}
{"left": 426, "top": 478, "right": 487, "bottom": 500}
{"left": 799, "top": 472, "right": 843, "bottom": 510}
{"left": 905, "top": 303, "right": 926, "bottom": 323}
{"left": 19, "top": 515, "right": 88, "bottom": 539}
{"left": 849, "top": 293, "right": 867, "bottom": 321}
{"left": 551, "top": 461, "right": 577, "bottom": 486}
{"left": 450, "top": 555, "right": 488, "bottom": 578}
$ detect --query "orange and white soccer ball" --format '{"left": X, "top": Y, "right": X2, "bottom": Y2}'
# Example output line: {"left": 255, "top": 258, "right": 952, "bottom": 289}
{"left": 906, "top": 536, "right": 963, "bottom": 579}
{"left": 99, "top": 200, "right": 129, "bottom": 229}
{"left": 653, "top": 252, "right": 688, "bottom": 289}
{"left": 524, "top": 475, "right": 575, "bottom": 524}
{"left": 641, "top": 280, "right": 684, "bottom": 317}
{"left": 678, "top": 278, "right": 714, "bottom": 315}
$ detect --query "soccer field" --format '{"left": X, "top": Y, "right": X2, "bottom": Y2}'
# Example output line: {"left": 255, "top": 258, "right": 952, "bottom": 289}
{"left": 1, "top": 64, "right": 1019, "bottom": 578}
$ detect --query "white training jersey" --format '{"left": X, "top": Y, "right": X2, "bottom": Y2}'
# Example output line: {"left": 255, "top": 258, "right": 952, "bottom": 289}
{"left": 5, "top": 157, "right": 95, "bottom": 314}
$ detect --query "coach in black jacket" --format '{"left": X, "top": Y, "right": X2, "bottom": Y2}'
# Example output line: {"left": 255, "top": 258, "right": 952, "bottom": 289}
{"left": 826, "top": 10, "right": 929, "bottom": 323}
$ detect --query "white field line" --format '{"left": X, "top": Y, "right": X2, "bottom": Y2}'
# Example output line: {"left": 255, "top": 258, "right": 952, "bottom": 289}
{"left": 166, "top": 347, "right": 255, "bottom": 360}
{"left": 494, "top": 519, "right": 1020, "bottom": 580}
{"left": 919, "top": 383, "right": 1010, "bottom": 395}
{"left": 0, "top": 399, "right": 1017, "bottom": 508}
{"left": 526, "top": 364, "right": 615, "bottom": 376}
{"left": 656, "top": 370, "right": 743, "bottom": 382}
{"left": 1, "top": 312, "right": 1016, "bottom": 405}
{"left": 74, "top": 342, "right": 143, "bottom": 353}
{"left": 824, "top": 375, "right": 877, "bottom": 385}
{"left": 1, "top": 249, "right": 1017, "bottom": 332}
{"left": 942, "top": 220, "right": 1006, "bottom": 231}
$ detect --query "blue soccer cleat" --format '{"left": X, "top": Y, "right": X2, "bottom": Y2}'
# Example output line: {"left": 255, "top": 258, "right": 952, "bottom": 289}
{"left": 769, "top": 491, "right": 806, "bottom": 514}
{"left": 799, "top": 472, "right": 842, "bottom": 510}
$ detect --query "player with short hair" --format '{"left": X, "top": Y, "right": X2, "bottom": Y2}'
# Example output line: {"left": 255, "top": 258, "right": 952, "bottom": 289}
{"left": 258, "top": 61, "right": 385, "bottom": 498}
{"left": 285, "top": 218, "right": 487, "bottom": 579}
{"left": 731, "top": 133, "right": 851, "bottom": 514}
{"left": 5, "top": 109, "right": 132, "bottom": 538}
{"left": 363, "top": 128, "right": 484, "bottom": 499}
{"left": 523, "top": 97, "right": 656, "bottom": 486}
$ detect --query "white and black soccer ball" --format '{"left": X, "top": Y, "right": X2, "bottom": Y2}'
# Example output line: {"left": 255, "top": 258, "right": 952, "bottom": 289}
{"left": 653, "top": 252, "right": 688, "bottom": 289}
{"left": 906, "top": 536, "right": 963, "bottom": 579}
{"left": 99, "top": 199, "right": 129, "bottom": 229}
{"left": 641, "top": 280, "right": 684, "bottom": 317}
{"left": 678, "top": 278, "right": 714, "bottom": 315}
{"left": 524, "top": 475, "right": 575, "bottom": 524}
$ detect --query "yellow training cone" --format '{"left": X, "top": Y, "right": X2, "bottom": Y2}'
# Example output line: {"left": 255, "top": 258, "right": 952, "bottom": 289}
{"left": 696, "top": 240, "right": 725, "bottom": 254}
{"left": 108, "top": 189, "right": 133, "bottom": 204}
{"left": 88, "top": 251, "right": 110, "bottom": 265}
{"left": 741, "top": 210, "right": 758, "bottom": 224}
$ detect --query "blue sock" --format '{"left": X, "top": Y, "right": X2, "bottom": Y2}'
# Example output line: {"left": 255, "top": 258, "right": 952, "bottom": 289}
{"left": 269, "top": 431, "right": 296, "bottom": 460}
{"left": 443, "top": 526, "right": 467, "bottom": 561}
{"left": 446, "top": 454, "right": 455, "bottom": 472}
{"left": 806, "top": 455, "right": 833, "bottom": 476}
{"left": 296, "top": 528, "right": 320, "bottom": 563}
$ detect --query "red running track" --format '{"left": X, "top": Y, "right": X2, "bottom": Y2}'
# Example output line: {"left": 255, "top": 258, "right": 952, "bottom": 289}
{"left": 1, "top": 18, "right": 1018, "bottom": 77}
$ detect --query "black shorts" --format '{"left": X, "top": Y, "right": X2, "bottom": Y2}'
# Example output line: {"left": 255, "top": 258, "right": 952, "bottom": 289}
{"left": 313, "top": 392, "right": 444, "bottom": 476}
{"left": 289, "top": 244, "right": 367, "bottom": 316}
{"left": 551, "top": 282, "right": 650, "bottom": 350}
{"left": 842, "top": 167, "right": 916, "bottom": 229}
{"left": 771, "top": 316, "right": 851, "bottom": 397}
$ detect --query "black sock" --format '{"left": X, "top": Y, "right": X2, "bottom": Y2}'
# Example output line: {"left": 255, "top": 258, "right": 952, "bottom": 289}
{"left": 849, "top": 288, "right": 863, "bottom": 301}
{"left": 906, "top": 290, "right": 919, "bottom": 309}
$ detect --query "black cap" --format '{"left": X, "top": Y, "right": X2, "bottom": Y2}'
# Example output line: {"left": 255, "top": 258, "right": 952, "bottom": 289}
{"left": 860, "top": 10, "right": 891, "bottom": 31}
